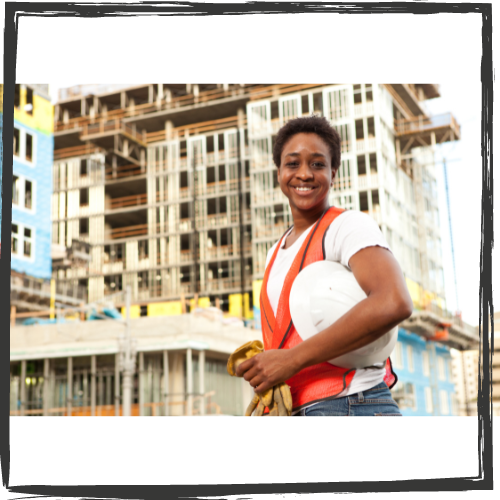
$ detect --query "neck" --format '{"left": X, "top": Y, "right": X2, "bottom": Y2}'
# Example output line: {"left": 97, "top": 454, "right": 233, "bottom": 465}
{"left": 290, "top": 203, "right": 330, "bottom": 233}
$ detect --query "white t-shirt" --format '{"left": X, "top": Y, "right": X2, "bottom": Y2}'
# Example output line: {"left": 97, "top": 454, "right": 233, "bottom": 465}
{"left": 264, "top": 210, "right": 392, "bottom": 409}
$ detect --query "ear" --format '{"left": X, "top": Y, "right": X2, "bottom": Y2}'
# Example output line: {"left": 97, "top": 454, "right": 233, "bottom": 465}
{"left": 331, "top": 167, "right": 339, "bottom": 185}
{"left": 277, "top": 167, "right": 281, "bottom": 182}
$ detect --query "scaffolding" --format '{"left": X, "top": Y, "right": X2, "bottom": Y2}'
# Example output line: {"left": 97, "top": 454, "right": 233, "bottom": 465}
{"left": 50, "top": 82, "right": 474, "bottom": 337}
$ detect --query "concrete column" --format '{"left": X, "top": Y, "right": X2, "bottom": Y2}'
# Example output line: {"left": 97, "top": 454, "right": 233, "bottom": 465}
{"left": 43, "top": 359, "right": 50, "bottom": 416}
{"left": 91, "top": 355, "right": 96, "bottom": 416}
{"left": 163, "top": 350, "right": 170, "bottom": 416}
{"left": 165, "top": 120, "right": 174, "bottom": 142}
{"left": 20, "top": 360, "right": 26, "bottom": 416}
{"left": 198, "top": 351, "right": 205, "bottom": 416}
{"left": 186, "top": 348, "right": 193, "bottom": 416}
{"left": 115, "top": 353, "right": 120, "bottom": 416}
{"left": 67, "top": 357, "right": 73, "bottom": 417}
{"left": 139, "top": 352, "right": 145, "bottom": 416}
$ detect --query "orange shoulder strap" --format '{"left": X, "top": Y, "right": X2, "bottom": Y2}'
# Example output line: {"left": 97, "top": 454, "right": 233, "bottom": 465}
{"left": 262, "top": 207, "right": 345, "bottom": 350}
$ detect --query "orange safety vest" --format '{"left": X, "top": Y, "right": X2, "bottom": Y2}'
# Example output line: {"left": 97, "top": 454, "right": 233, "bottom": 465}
{"left": 260, "top": 206, "right": 397, "bottom": 412}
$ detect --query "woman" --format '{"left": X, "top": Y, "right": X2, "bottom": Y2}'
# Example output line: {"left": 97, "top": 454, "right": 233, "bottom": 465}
{"left": 236, "top": 116, "right": 413, "bottom": 416}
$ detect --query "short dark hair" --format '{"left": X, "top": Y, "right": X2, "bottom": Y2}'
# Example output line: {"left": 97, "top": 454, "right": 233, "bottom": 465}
{"left": 273, "top": 115, "right": 341, "bottom": 170}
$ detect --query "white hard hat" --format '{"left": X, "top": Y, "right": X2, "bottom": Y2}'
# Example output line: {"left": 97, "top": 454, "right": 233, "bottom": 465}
{"left": 289, "top": 260, "right": 398, "bottom": 369}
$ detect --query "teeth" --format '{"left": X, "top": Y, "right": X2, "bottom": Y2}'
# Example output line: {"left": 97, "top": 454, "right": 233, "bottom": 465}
{"left": 294, "top": 187, "right": 313, "bottom": 191}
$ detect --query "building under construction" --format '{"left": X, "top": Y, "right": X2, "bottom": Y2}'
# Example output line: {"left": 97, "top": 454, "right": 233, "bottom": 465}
{"left": 9, "top": 83, "right": 479, "bottom": 416}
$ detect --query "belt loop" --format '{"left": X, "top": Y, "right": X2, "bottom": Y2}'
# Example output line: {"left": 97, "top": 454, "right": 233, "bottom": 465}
{"left": 358, "top": 391, "right": 364, "bottom": 403}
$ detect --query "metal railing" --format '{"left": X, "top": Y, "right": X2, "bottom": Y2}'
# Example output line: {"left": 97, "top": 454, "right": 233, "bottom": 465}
{"left": 394, "top": 113, "right": 460, "bottom": 136}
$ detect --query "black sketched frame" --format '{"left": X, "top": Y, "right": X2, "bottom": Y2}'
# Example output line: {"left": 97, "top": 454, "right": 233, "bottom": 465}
{"left": 0, "top": 1, "right": 493, "bottom": 497}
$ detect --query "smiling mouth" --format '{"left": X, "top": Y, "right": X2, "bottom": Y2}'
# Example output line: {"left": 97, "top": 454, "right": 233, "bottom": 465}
{"left": 292, "top": 186, "right": 315, "bottom": 192}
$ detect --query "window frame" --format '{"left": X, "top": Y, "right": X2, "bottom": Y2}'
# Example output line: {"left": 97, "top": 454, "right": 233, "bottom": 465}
{"left": 439, "top": 390, "right": 450, "bottom": 415}
{"left": 392, "top": 341, "right": 404, "bottom": 369}
{"left": 407, "top": 344, "right": 414, "bottom": 373}
{"left": 11, "top": 221, "right": 35, "bottom": 262}
{"left": 12, "top": 124, "right": 36, "bottom": 166}
{"left": 438, "top": 356, "right": 446, "bottom": 381}
{"left": 11, "top": 174, "right": 36, "bottom": 214}
{"left": 422, "top": 350, "right": 430, "bottom": 377}
{"left": 425, "top": 386, "right": 433, "bottom": 414}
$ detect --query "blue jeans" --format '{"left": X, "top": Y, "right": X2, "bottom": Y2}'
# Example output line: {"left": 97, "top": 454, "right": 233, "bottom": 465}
{"left": 294, "top": 382, "right": 402, "bottom": 416}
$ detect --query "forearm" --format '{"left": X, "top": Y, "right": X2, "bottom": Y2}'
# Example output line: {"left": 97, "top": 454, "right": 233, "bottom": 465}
{"left": 289, "top": 294, "right": 410, "bottom": 372}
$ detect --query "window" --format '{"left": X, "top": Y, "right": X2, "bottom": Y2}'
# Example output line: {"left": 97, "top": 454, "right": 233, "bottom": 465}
{"left": 80, "top": 159, "right": 88, "bottom": 177}
{"left": 438, "top": 357, "right": 446, "bottom": 381}
{"left": 405, "top": 383, "right": 416, "bottom": 410}
{"left": 25, "top": 133, "right": 33, "bottom": 162}
{"left": 13, "top": 126, "right": 35, "bottom": 163}
{"left": 25, "top": 87, "right": 33, "bottom": 114}
{"left": 14, "top": 128, "right": 20, "bottom": 156}
{"left": 23, "top": 228, "right": 32, "bottom": 257}
{"left": 422, "top": 351, "right": 430, "bottom": 376}
{"left": 451, "top": 393, "right": 458, "bottom": 416}
{"left": 24, "top": 180, "right": 32, "bottom": 209}
{"left": 425, "top": 387, "right": 433, "bottom": 413}
{"left": 440, "top": 390, "right": 450, "bottom": 415}
{"left": 11, "top": 224, "right": 19, "bottom": 254}
{"left": 11, "top": 222, "right": 34, "bottom": 260}
{"left": 80, "top": 188, "right": 89, "bottom": 207}
{"left": 13, "top": 176, "right": 20, "bottom": 205}
{"left": 11, "top": 175, "right": 35, "bottom": 212}
{"left": 407, "top": 345, "right": 414, "bottom": 372}
{"left": 392, "top": 341, "right": 404, "bottom": 369}
{"left": 79, "top": 218, "right": 89, "bottom": 236}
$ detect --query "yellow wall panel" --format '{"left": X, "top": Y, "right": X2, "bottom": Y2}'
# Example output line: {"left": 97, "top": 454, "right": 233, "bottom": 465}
{"left": 229, "top": 293, "right": 242, "bottom": 317}
{"left": 14, "top": 88, "right": 54, "bottom": 134}
{"left": 148, "top": 301, "right": 182, "bottom": 317}
{"left": 121, "top": 305, "right": 141, "bottom": 319}
{"left": 190, "top": 296, "right": 210, "bottom": 309}
{"left": 229, "top": 293, "right": 253, "bottom": 319}
{"left": 252, "top": 280, "right": 263, "bottom": 309}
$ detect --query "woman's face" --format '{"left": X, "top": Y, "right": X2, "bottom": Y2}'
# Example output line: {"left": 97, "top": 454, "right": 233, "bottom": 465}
{"left": 277, "top": 132, "right": 336, "bottom": 214}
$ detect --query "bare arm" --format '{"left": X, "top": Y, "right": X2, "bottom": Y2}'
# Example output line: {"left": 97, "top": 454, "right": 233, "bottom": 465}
{"left": 236, "top": 246, "right": 413, "bottom": 392}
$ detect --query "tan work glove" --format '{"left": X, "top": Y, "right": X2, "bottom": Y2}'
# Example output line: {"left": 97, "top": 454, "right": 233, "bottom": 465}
{"left": 227, "top": 340, "right": 293, "bottom": 416}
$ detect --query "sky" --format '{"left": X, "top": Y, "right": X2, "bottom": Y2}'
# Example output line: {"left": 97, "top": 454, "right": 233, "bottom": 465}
{"left": 425, "top": 83, "right": 495, "bottom": 327}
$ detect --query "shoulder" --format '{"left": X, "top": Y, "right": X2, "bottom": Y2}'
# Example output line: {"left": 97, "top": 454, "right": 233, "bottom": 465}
{"left": 325, "top": 209, "right": 390, "bottom": 268}
{"left": 326, "top": 209, "right": 382, "bottom": 240}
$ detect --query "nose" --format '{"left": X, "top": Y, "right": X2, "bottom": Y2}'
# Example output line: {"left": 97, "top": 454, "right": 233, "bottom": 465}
{"left": 296, "top": 161, "right": 314, "bottom": 180}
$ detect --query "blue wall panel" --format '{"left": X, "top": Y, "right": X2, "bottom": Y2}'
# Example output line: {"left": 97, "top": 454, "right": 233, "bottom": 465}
{"left": 396, "top": 328, "right": 457, "bottom": 416}
{"left": 11, "top": 118, "right": 53, "bottom": 280}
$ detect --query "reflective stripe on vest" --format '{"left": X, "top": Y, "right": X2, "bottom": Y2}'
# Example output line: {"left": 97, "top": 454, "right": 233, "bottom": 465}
{"left": 260, "top": 206, "right": 397, "bottom": 412}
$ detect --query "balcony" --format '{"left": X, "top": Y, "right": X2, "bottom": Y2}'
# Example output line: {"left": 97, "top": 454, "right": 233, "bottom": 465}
{"left": 394, "top": 113, "right": 461, "bottom": 149}
{"left": 357, "top": 173, "right": 378, "bottom": 190}
{"left": 53, "top": 144, "right": 104, "bottom": 161}
{"left": 105, "top": 163, "right": 143, "bottom": 181}
{"left": 204, "top": 278, "right": 242, "bottom": 293}
{"left": 81, "top": 119, "right": 147, "bottom": 148}
{"left": 204, "top": 243, "right": 251, "bottom": 261}
{"left": 353, "top": 101, "right": 375, "bottom": 118}
{"left": 355, "top": 137, "right": 377, "bottom": 154}
{"left": 107, "top": 193, "right": 148, "bottom": 211}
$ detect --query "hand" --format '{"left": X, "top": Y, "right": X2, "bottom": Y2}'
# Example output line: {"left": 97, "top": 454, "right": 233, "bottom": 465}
{"left": 235, "top": 348, "right": 300, "bottom": 394}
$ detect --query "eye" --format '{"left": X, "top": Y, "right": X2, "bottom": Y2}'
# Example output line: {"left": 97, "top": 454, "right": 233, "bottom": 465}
{"left": 286, "top": 162, "right": 299, "bottom": 167}
{"left": 312, "top": 162, "right": 325, "bottom": 168}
